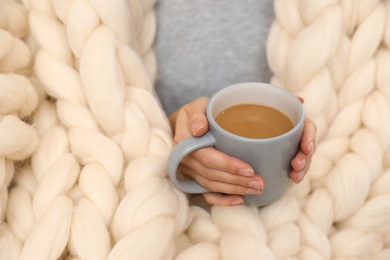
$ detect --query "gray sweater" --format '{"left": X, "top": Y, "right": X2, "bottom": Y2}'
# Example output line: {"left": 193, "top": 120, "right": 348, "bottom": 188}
{"left": 154, "top": 0, "right": 274, "bottom": 115}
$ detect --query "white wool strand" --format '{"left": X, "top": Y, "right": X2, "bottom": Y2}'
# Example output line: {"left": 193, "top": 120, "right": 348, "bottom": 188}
{"left": 220, "top": 230, "right": 275, "bottom": 260}
{"left": 31, "top": 126, "right": 68, "bottom": 181}
{"left": 0, "top": 0, "right": 28, "bottom": 38}
{"left": 79, "top": 26, "right": 125, "bottom": 134}
{"left": 78, "top": 162, "right": 119, "bottom": 225}
{"left": 11, "top": 165, "right": 37, "bottom": 198}
{"left": 297, "top": 214, "right": 331, "bottom": 259}
{"left": 0, "top": 73, "right": 38, "bottom": 118}
{"left": 185, "top": 206, "right": 221, "bottom": 244}
{"left": 110, "top": 177, "right": 178, "bottom": 241}
{"left": 330, "top": 229, "right": 383, "bottom": 258}
{"left": 337, "top": 195, "right": 390, "bottom": 232}
{"left": 370, "top": 170, "right": 390, "bottom": 197}
{"left": 338, "top": 59, "right": 376, "bottom": 109}
{"left": 6, "top": 187, "right": 35, "bottom": 242}
{"left": 284, "top": 5, "right": 342, "bottom": 91}
{"left": 66, "top": 0, "right": 99, "bottom": 59}
{"left": 0, "top": 30, "right": 31, "bottom": 72}
{"left": 174, "top": 242, "right": 221, "bottom": 260}
{"left": 350, "top": 128, "right": 383, "bottom": 181}
{"left": 56, "top": 100, "right": 99, "bottom": 131}
{"left": 34, "top": 50, "right": 86, "bottom": 104}
{"left": 107, "top": 216, "right": 175, "bottom": 260}
{"left": 259, "top": 196, "right": 301, "bottom": 231}
{"left": 68, "top": 127, "right": 123, "bottom": 186}
{"left": 347, "top": 3, "right": 385, "bottom": 73}
{"left": 18, "top": 195, "right": 73, "bottom": 260}
{"left": 325, "top": 153, "right": 371, "bottom": 221}
{"left": 363, "top": 91, "right": 390, "bottom": 149}
{"left": 375, "top": 49, "right": 390, "bottom": 99}
{"left": 304, "top": 188, "right": 334, "bottom": 234}
{"left": 0, "top": 115, "right": 39, "bottom": 160}
{"left": 212, "top": 206, "right": 267, "bottom": 243}
{"left": 32, "top": 153, "right": 79, "bottom": 220}
{"left": 87, "top": 0, "right": 134, "bottom": 47}
{"left": 69, "top": 198, "right": 111, "bottom": 260}
{"left": 0, "top": 223, "right": 22, "bottom": 260}
{"left": 51, "top": 0, "right": 71, "bottom": 24}
{"left": 0, "top": 158, "right": 14, "bottom": 221}
{"left": 267, "top": 222, "right": 301, "bottom": 258}
{"left": 29, "top": 9, "right": 72, "bottom": 64}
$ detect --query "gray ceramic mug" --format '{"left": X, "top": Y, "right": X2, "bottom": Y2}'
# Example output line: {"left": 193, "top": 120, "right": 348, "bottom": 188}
{"left": 167, "top": 82, "right": 305, "bottom": 207}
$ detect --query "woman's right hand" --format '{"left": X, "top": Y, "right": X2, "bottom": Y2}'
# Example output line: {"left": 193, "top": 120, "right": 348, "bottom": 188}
{"left": 168, "top": 97, "right": 265, "bottom": 206}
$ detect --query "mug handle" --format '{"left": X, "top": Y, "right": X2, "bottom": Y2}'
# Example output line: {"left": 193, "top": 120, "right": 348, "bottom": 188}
{"left": 167, "top": 132, "right": 216, "bottom": 193}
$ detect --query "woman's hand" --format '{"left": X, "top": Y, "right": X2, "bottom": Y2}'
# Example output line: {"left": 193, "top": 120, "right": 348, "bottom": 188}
{"left": 290, "top": 115, "right": 316, "bottom": 183}
{"left": 169, "top": 97, "right": 316, "bottom": 206}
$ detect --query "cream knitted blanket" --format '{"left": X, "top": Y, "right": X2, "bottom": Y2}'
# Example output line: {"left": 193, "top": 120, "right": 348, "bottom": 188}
{"left": 1, "top": 0, "right": 389, "bottom": 259}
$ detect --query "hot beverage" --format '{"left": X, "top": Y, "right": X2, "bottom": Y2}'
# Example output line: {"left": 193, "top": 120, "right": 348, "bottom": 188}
{"left": 214, "top": 103, "right": 294, "bottom": 138}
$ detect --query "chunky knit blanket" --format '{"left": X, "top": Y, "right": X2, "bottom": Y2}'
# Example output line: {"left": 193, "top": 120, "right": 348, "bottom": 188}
{"left": 1, "top": 0, "right": 389, "bottom": 259}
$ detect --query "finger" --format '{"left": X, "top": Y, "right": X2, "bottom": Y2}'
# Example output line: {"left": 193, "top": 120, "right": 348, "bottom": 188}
{"left": 291, "top": 150, "right": 309, "bottom": 172}
{"left": 179, "top": 163, "right": 263, "bottom": 195}
{"left": 290, "top": 158, "right": 312, "bottom": 183}
{"left": 290, "top": 151, "right": 312, "bottom": 183}
{"left": 173, "top": 107, "right": 192, "bottom": 144}
{"left": 300, "top": 117, "right": 317, "bottom": 155}
{"left": 191, "top": 147, "right": 255, "bottom": 176}
{"left": 186, "top": 97, "right": 209, "bottom": 136}
{"left": 296, "top": 95, "right": 305, "bottom": 103}
{"left": 182, "top": 147, "right": 255, "bottom": 181}
{"left": 202, "top": 193, "right": 245, "bottom": 206}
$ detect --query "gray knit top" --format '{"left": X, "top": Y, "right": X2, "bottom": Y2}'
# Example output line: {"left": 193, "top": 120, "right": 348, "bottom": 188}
{"left": 154, "top": 0, "right": 275, "bottom": 115}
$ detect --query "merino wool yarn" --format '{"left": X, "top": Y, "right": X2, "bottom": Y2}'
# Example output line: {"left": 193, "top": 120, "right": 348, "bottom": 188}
{"left": 1, "top": 0, "right": 390, "bottom": 259}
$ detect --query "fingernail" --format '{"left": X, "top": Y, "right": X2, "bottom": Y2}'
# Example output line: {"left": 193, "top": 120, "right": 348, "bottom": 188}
{"left": 232, "top": 198, "right": 244, "bottom": 205}
{"left": 298, "top": 159, "right": 306, "bottom": 170}
{"left": 308, "top": 142, "right": 315, "bottom": 155}
{"left": 191, "top": 120, "right": 204, "bottom": 135}
{"left": 296, "top": 170, "right": 305, "bottom": 182}
{"left": 247, "top": 188, "right": 262, "bottom": 194}
{"left": 249, "top": 180, "right": 264, "bottom": 190}
{"left": 239, "top": 168, "right": 254, "bottom": 177}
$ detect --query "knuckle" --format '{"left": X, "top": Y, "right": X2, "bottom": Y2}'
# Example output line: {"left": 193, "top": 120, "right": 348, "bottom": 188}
{"left": 195, "top": 96, "right": 209, "bottom": 104}
{"left": 234, "top": 177, "right": 245, "bottom": 186}
{"left": 173, "top": 135, "right": 182, "bottom": 145}
{"left": 204, "top": 197, "right": 213, "bottom": 205}
{"left": 198, "top": 153, "right": 213, "bottom": 168}
{"left": 230, "top": 186, "right": 245, "bottom": 195}
{"left": 204, "top": 170, "right": 218, "bottom": 182}
{"left": 206, "top": 182, "right": 218, "bottom": 191}
{"left": 188, "top": 97, "right": 209, "bottom": 111}
{"left": 203, "top": 194, "right": 216, "bottom": 205}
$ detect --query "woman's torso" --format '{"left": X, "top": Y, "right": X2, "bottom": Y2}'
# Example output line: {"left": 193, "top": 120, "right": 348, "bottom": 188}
{"left": 154, "top": 0, "right": 275, "bottom": 114}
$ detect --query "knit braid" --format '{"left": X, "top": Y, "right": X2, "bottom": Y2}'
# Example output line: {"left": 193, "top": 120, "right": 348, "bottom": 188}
{"left": 0, "top": 1, "right": 39, "bottom": 259}
{"left": 266, "top": 0, "right": 390, "bottom": 259}
{"left": 1, "top": 0, "right": 390, "bottom": 259}
{"left": 1, "top": 0, "right": 188, "bottom": 259}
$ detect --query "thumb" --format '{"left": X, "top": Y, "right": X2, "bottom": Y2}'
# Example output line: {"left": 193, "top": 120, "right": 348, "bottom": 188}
{"left": 191, "top": 118, "right": 208, "bottom": 136}
{"left": 188, "top": 97, "right": 209, "bottom": 136}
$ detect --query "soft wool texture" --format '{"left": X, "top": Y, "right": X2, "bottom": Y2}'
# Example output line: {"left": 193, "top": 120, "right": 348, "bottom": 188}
{"left": 1, "top": 0, "right": 390, "bottom": 259}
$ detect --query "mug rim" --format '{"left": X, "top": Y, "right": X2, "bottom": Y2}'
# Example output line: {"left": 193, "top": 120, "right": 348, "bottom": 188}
{"left": 206, "top": 82, "right": 305, "bottom": 142}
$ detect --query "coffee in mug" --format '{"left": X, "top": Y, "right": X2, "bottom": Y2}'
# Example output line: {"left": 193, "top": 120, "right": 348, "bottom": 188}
{"left": 214, "top": 103, "right": 294, "bottom": 139}
{"left": 167, "top": 82, "right": 305, "bottom": 207}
